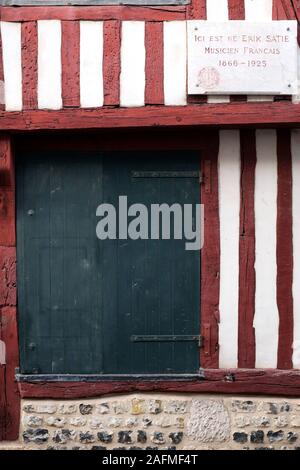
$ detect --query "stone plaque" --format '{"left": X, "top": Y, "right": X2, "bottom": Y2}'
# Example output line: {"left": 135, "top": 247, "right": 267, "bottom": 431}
{"left": 187, "top": 21, "right": 298, "bottom": 95}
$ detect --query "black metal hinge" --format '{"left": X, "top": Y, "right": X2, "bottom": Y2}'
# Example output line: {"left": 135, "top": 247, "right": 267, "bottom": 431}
{"left": 131, "top": 335, "right": 203, "bottom": 348}
{"left": 132, "top": 171, "right": 203, "bottom": 184}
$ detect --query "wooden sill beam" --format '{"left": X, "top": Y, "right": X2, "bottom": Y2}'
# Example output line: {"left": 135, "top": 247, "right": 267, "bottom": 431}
{"left": 1, "top": 102, "right": 300, "bottom": 132}
{"left": 18, "top": 369, "right": 300, "bottom": 398}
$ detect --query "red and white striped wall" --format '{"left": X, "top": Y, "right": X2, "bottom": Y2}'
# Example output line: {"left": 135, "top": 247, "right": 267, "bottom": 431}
{"left": 0, "top": 1, "right": 300, "bottom": 371}
{"left": 215, "top": 128, "right": 300, "bottom": 371}
{"left": 0, "top": 0, "right": 299, "bottom": 111}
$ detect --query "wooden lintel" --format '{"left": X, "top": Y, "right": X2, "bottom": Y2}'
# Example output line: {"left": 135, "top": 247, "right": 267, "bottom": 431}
{"left": 1, "top": 102, "right": 300, "bottom": 133}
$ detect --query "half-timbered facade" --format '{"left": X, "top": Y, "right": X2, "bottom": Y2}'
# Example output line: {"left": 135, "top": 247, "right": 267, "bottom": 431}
{"left": 1, "top": 0, "right": 300, "bottom": 450}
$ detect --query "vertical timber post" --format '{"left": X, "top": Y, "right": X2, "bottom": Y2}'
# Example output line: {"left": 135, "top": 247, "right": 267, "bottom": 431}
{"left": 0, "top": 134, "right": 20, "bottom": 441}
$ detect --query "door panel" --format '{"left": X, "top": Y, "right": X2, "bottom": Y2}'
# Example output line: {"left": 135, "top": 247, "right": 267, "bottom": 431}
{"left": 17, "top": 151, "right": 200, "bottom": 375}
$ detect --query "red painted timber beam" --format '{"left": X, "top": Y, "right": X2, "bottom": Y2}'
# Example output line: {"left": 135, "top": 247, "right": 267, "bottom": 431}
{"left": 0, "top": 6, "right": 186, "bottom": 22}
{"left": 18, "top": 369, "right": 300, "bottom": 399}
{"left": 1, "top": 102, "right": 300, "bottom": 132}
{"left": 0, "top": 135, "right": 20, "bottom": 442}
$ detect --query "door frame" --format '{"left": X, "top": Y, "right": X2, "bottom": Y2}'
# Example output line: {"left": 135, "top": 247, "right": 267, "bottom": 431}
{"left": 14, "top": 127, "right": 220, "bottom": 375}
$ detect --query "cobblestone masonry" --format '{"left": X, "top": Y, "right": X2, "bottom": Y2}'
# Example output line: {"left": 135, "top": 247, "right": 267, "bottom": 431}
{"left": 1, "top": 394, "right": 300, "bottom": 450}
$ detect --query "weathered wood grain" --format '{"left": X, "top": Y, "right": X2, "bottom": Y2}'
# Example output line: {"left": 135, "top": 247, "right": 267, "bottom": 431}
{"left": 2, "top": 102, "right": 300, "bottom": 131}
{"left": 0, "top": 307, "right": 19, "bottom": 441}
{"left": 0, "top": 135, "right": 19, "bottom": 442}
{"left": 0, "top": 25, "right": 4, "bottom": 112}
{"left": 186, "top": 0, "right": 206, "bottom": 19}
{"left": 0, "top": 6, "right": 187, "bottom": 22}
{"left": 17, "top": 369, "right": 300, "bottom": 398}
{"left": 277, "top": 129, "right": 294, "bottom": 370}
{"left": 238, "top": 130, "right": 256, "bottom": 368}
{"left": 62, "top": 21, "right": 80, "bottom": 108}
{"left": 0, "top": 135, "right": 13, "bottom": 187}
{"left": 201, "top": 133, "right": 220, "bottom": 368}
{"left": 0, "top": 247, "right": 16, "bottom": 306}
{"left": 228, "top": 0, "right": 245, "bottom": 20}
{"left": 103, "top": 20, "right": 121, "bottom": 106}
{"left": 21, "top": 21, "right": 38, "bottom": 110}
{"left": 145, "top": 21, "right": 164, "bottom": 105}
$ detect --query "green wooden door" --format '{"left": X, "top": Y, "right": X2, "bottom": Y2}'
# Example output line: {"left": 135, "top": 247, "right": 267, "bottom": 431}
{"left": 17, "top": 151, "right": 200, "bottom": 375}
